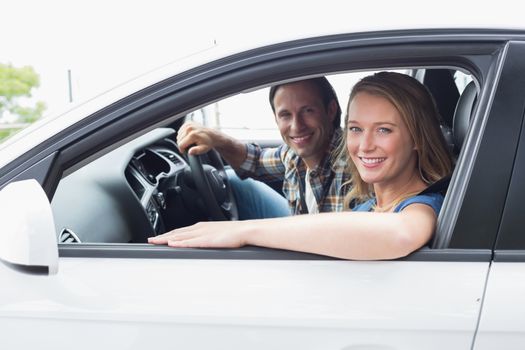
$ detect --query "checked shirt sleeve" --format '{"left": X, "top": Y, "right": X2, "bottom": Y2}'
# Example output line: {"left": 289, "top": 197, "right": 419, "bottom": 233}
{"left": 235, "top": 142, "right": 287, "bottom": 182}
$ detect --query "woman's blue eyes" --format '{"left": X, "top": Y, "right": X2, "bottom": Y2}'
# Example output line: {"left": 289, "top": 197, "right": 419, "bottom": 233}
{"left": 348, "top": 126, "right": 392, "bottom": 134}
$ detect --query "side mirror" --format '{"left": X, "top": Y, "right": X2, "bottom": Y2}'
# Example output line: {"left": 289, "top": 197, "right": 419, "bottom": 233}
{"left": 0, "top": 179, "right": 58, "bottom": 275}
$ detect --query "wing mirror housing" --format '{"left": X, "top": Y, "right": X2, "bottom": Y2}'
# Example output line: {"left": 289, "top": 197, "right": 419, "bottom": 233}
{"left": 0, "top": 179, "right": 58, "bottom": 275}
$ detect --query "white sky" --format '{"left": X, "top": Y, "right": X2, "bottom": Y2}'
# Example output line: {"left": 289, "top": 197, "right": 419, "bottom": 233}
{"left": 2, "top": 0, "right": 521, "bottom": 120}
{"left": 2, "top": 0, "right": 220, "bottom": 116}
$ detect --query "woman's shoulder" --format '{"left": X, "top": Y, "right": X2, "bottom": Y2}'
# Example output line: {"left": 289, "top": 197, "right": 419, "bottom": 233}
{"left": 394, "top": 192, "right": 444, "bottom": 215}
{"left": 352, "top": 198, "right": 375, "bottom": 212}
{"left": 351, "top": 190, "right": 445, "bottom": 214}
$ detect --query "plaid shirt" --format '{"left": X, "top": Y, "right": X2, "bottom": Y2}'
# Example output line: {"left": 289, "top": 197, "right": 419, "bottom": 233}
{"left": 236, "top": 128, "right": 350, "bottom": 214}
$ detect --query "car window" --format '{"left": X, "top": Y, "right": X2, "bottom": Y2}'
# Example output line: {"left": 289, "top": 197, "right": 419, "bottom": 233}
{"left": 52, "top": 68, "right": 466, "bottom": 248}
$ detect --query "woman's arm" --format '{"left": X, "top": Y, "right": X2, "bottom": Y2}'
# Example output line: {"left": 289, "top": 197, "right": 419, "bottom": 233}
{"left": 148, "top": 204, "right": 437, "bottom": 260}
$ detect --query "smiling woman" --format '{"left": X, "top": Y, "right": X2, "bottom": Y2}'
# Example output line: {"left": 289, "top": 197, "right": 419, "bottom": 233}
{"left": 343, "top": 72, "right": 453, "bottom": 211}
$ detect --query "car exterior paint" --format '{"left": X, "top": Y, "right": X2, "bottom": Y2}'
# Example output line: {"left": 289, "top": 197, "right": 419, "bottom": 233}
{"left": 0, "top": 258, "right": 488, "bottom": 349}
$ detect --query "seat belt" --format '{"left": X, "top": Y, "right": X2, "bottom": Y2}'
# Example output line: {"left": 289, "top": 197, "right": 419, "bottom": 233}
{"left": 297, "top": 174, "right": 309, "bottom": 214}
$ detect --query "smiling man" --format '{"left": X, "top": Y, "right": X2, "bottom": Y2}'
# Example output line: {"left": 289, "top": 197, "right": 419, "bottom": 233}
{"left": 177, "top": 77, "right": 350, "bottom": 218}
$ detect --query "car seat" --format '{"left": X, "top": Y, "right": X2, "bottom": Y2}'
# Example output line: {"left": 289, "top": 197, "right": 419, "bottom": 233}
{"left": 452, "top": 80, "right": 477, "bottom": 155}
{"left": 420, "top": 80, "right": 478, "bottom": 197}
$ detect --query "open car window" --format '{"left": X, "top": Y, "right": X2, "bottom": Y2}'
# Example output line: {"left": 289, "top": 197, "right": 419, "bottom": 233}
{"left": 51, "top": 67, "right": 475, "bottom": 260}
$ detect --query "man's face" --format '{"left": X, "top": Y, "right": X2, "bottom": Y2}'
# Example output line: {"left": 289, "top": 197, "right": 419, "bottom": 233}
{"left": 273, "top": 81, "right": 336, "bottom": 169}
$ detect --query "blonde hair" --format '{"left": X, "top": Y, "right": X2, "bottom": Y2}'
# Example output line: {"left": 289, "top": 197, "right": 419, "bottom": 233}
{"left": 337, "top": 71, "right": 453, "bottom": 209}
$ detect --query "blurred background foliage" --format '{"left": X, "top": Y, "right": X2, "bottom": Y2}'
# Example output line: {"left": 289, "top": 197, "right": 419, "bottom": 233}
{"left": 0, "top": 63, "right": 46, "bottom": 141}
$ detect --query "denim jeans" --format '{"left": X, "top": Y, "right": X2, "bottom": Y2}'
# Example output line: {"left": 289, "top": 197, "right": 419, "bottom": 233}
{"left": 226, "top": 168, "right": 291, "bottom": 220}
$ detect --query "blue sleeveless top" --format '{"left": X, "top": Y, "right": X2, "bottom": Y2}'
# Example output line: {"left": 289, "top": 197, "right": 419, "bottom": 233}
{"left": 352, "top": 192, "right": 444, "bottom": 215}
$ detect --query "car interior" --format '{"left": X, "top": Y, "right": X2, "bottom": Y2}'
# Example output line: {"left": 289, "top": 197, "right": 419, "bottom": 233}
{"left": 51, "top": 68, "right": 478, "bottom": 247}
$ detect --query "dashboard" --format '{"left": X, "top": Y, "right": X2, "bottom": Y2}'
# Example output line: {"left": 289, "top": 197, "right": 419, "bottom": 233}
{"left": 51, "top": 128, "right": 207, "bottom": 243}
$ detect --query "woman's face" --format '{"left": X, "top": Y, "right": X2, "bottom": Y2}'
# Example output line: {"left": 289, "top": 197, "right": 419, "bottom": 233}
{"left": 346, "top": 92, "right": 418, "bottom": 188}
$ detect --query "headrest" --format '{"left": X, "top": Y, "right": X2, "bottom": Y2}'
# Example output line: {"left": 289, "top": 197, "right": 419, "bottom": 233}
{"left": 423, "top": 69, "right": 460, "bottom": 127}
{"left": 452, "top": 81, "right": 477, "bottom": 153}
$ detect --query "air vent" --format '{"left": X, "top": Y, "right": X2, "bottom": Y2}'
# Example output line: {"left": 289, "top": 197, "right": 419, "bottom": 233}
{"left": 159, "top": 151, "right": 182, "bottom": 165}
{"left": 59, "top": 228, "right": 82, "bottom": 243}
{"left": 125, "top": 168, "right": 146, "bottom": 198}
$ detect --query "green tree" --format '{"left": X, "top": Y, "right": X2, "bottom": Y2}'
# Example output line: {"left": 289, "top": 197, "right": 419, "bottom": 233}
{"left": 0, "top": 63, "right": 46, "bottom": 123}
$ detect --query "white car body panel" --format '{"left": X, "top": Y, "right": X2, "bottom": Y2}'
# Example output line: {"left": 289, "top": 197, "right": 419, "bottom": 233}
{"left": 0, "top": 257, "right": 487, "bottom": 349}
{"left": 473, "top": 262, "right": 525, "bottom": 349}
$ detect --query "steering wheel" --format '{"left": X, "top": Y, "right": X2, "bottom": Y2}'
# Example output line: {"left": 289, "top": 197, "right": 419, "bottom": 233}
{"left": 187, "top": 149, "right": 239, "bottom": 221}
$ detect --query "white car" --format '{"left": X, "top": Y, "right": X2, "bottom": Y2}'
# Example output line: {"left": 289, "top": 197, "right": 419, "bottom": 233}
{"left": 1, "top": 28, "right": 524, "bottom": 349}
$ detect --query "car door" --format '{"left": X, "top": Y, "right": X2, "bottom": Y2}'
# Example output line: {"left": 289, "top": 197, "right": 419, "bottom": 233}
{"left": 0, "top": 238, "right": 490, "bottom": 349}
{"left": 0, "top": 31, "right": 520, "bottom": 349}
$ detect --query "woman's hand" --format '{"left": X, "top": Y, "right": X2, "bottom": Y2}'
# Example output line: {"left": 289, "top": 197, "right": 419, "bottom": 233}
{"left": 148, "top": 221, "right": 251, "bottom": 248}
